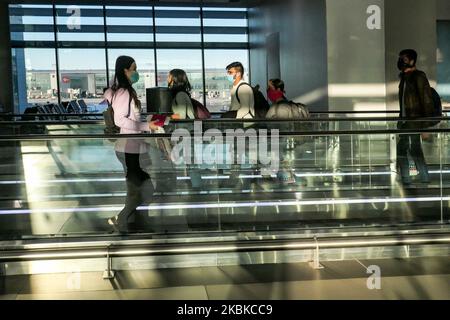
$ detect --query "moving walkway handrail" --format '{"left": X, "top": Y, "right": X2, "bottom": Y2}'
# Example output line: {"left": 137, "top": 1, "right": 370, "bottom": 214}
{"left": 2, "top": 127, "right": 450, "bottom": 141}
{"left": 1, "top": 110, "right": 404, "bottom": 118}
{"left": 0, "top": 231, "right": 448, "bottom": 262}
{"left": 1, "top": 116, "right": 450, "bottom": 125}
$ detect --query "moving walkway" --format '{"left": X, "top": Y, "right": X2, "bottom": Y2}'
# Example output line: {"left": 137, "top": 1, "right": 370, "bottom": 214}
{"left": 0, "top": 116, "right": 448, "bottom": 277}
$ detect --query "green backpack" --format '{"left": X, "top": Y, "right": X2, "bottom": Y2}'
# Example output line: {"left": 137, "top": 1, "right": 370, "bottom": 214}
{"left": 103, "top": 94, "right": 131, "bottom": 142}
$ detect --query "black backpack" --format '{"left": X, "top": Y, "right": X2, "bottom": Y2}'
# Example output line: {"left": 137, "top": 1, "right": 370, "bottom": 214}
{"left": 427, "top": 88, "right": 443, "bottom": 127}
{"left": 410, "top": 72, "right": 443, "bottom": 126}
{"left": 431, "top": 88, "right": 443, "bottom": 117}
{"left": 236, "top": 83, "right": 270, "bottom": 119}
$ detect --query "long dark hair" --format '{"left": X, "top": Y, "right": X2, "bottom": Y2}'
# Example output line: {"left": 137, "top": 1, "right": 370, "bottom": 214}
{"left": 168, "top": 69, "right": 192, "bottom": 97}
{"left": 111, "top": 55, "right": 140, "bottom": 109}
{"left": 269, "top": 78, "right": 285, "bottom": 92}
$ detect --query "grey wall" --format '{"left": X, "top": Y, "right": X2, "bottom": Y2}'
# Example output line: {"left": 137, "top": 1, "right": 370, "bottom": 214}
{"left": 0, "top": 3, "right": 12, "bottom": 113}
{"left": 249, "top": 0, "right": 443, "bottom": 112}
{"left": 437, "top": 0, "right": 450, "bottom": 20}
{"left": 249, "top": 0, "right": 329, "bottom": 110}
{"left": 385, "top": 0, "right": 437, "bottom": 110}
{"left": 436, "top": 0, "right": 450, "bottom": 101}
{"left": 326, "top": 0, "right": 386, "bottom": 112}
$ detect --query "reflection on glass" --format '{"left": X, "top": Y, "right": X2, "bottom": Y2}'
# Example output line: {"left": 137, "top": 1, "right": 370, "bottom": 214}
{"left": 0, "top": 126, "right": 447, "bottom": 238}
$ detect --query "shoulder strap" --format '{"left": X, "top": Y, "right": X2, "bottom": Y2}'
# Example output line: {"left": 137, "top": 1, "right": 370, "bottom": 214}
{"left": 127, "top": 94, "right": 132, "bottom": 118}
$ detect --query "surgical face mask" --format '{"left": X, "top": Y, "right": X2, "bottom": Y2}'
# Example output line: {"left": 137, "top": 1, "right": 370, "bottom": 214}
{"left": 130, "top": 71, "right": 140, "bottom": 84}
{"left": 226, "top": 74, "right": 236, "bottom": 84}
{"left": 267, "top": 89, "right": 284, "bottom": 103}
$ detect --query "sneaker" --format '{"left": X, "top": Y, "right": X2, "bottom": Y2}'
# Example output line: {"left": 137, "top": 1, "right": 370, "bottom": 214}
{"left": 107, "top": 216, "right": 128, "bottom": 233}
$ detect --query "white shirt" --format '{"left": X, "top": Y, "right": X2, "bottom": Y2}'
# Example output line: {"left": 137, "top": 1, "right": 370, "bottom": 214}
{"left": 230, "top": 80, "right": 255, "bottom": 119}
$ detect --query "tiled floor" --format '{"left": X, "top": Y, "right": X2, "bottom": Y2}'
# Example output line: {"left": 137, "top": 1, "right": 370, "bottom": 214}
{"left": 0, "top": 257, "right": 449, "bottom": 300}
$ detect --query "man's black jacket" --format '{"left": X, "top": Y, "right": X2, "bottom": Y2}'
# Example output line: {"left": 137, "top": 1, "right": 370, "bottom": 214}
{"left": 398, "top": 70, "right": 435, "bottom": 129}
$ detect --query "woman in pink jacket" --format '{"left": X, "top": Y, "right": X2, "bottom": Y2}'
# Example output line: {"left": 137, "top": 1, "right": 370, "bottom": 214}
{"left": 105, "top": 56, "right": 159, "bottom": 233}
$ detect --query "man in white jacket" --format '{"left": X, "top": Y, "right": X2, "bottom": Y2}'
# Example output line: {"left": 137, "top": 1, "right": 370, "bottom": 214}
{"left": 226, "top": 62, "right": 255, "bottom": 119}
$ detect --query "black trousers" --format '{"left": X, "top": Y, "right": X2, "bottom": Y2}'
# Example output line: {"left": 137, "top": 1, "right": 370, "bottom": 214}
{"left": 397, "top": 134, "right": 429, "bottom": 179}
{"left": 123, "top": 153, "right": 150, "bottom": 185}
{"left": 115, "top": 152, "right": 153, "bottom": 225}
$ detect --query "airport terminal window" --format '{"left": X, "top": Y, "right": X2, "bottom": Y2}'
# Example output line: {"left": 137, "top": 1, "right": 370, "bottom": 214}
{"left": 203, "top": 7, "right": 248, "bottom": 46}
{"left": 108, "top": 49, "right": 156, "bottom": 110}
{"left": 204, "top": 49, "right": 249, "bottom": 113}
{"left": 157, "top": 50, "right": 204, "bottom": 101}
{"left": 58, "top": 49, "right": 107, "bottom": 109}
{"left": 9, "top": 4, "right": 55, "bottom": 45}
{"left": 8, "top": 3, "right": 249, "bottom": 113}
{"left": 11, "top": 48, "right": 58, "bottom": 112}
{"left": 105, "top": 6, "right": 154, "bottom": 45}
{"left": 55, "top": 5, "right": 105, "bottom": 45}
{"left": 438, "top": 21, "right": 450, "bottom": 103}
{"left": 155, "top": 6, "right": 201, "bottom": 45}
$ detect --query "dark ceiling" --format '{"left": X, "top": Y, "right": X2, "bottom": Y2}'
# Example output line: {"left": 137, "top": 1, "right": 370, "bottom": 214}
{"left": 1, "top": 0, "right": 265, "bottom": 7}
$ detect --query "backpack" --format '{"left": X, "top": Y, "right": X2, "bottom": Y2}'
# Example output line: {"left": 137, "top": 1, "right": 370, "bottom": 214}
{"left": 267, "top": 100, "right": 310, "bottom": 120}
{"left": 191, "top": 98, "right": 211, "bottom": 119}
{"left": 416, "top": 87, "right": 443, "bottom": 128}
{"left": 410, "top": 72, "right": 443, "bottom": 127}
{"left": 103, "top": 93, "right": 131, "bottom": 142}
{"left": 174, "top": 92, "right": 211, "bottom": 120}
{"left": 429, "top": 88, "right": 443, "bottom": 126}
{"left": 236, "top": 83, "right": 270, "bottom": 119}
